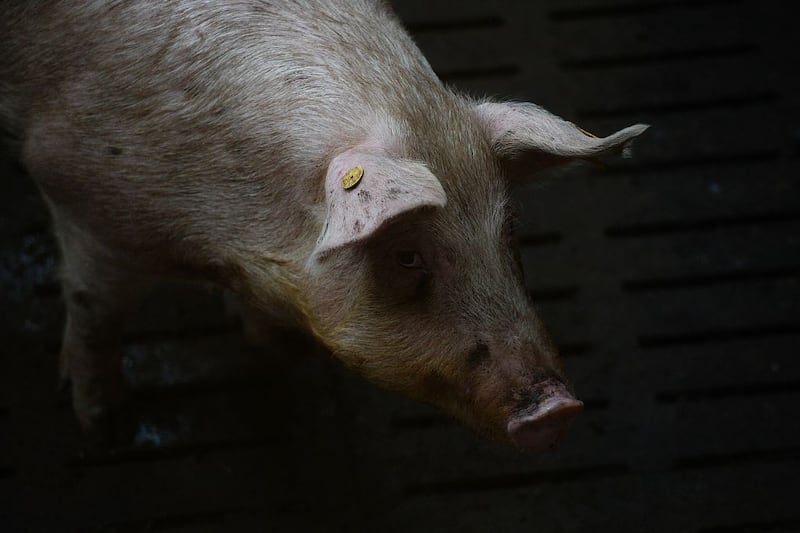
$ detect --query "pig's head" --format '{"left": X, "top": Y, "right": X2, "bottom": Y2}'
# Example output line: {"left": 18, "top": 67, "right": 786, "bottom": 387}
{"left": 304, "top": 100, "right": 648, "bottom": 451}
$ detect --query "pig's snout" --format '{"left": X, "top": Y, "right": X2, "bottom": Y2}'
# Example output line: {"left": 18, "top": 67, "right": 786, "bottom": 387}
{"left": 507, "top": 383, "right": 583, "bottom": 452}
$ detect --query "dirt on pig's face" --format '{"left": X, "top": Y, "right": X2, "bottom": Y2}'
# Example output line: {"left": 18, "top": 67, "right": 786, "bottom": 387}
{"left": 299, "top": 94, "right": 648, "bottom": 450}
{"left": 305, "top": 146, "right": 581, "bottom": 451}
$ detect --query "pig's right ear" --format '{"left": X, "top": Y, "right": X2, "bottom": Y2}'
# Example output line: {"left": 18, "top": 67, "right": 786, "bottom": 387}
{"left": 311, "top": 149, "right": 447, "bottom": 260}
{"left": 474, "top": 101, "right": 649, "bottom": 181}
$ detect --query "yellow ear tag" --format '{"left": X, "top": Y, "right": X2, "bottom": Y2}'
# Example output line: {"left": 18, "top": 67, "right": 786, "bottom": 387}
{"left": 577, "top": 126, "right": 598, "bottom": 139}
{"left": 341, "top": 165, "right": 364, "bottom": 190}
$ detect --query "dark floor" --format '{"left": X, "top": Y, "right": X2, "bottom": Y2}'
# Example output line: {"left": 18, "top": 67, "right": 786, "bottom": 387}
{"left": 2, "top": 0, "right": 800, "bottom": 532}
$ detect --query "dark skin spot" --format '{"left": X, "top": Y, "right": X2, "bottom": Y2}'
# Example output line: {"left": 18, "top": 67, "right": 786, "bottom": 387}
{"left": 357, "top": 190, "right": 372, "bottom": 203}
{"left": 467, "top": 342, "right": 491, "bottom": 369}
{"left": 107, "top": 146, "right": 122, "bottom": 156}
{"left": 353, "top": 219, "right": 363, "bottom": 233}
{"left": 386, "top": 186, "right": 402, "bottom": 200}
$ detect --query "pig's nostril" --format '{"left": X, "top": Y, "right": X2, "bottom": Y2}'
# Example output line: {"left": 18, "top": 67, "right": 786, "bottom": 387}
{"left": 506, "top": 397, "right": 583, "bottom": 452}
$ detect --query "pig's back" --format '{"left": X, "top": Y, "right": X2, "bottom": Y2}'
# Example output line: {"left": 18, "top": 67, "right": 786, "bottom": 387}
{"left": 1, "top": 0, "right": 442, "bottom": 154}
{"left": 0, "top": 0, "right": 450, "bottom": 258}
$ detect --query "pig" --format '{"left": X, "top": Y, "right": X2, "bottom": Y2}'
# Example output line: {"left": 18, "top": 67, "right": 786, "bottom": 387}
{"left": 0, "top": 0, "right": 647, "bottom": 451}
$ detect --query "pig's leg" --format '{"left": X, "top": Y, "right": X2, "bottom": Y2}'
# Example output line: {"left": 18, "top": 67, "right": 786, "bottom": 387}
{"left": 55, "top": 219, "right": 144, "bottom": 431}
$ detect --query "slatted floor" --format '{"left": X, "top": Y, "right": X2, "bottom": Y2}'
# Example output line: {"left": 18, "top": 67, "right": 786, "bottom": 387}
{"left": 2, "top": 1, "right": 799, "bottom": 531}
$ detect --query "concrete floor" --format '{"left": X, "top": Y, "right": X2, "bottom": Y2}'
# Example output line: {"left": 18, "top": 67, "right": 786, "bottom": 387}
{"left": 2, "top": 0, "right": 799, "bottom": 531}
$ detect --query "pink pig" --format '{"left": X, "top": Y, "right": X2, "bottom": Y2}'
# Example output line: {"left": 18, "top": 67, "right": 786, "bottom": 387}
{"left": 0, "top": 0, "right": 647, "bottom": 450}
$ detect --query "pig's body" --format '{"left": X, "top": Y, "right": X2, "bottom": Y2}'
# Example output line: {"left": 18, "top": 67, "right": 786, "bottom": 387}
{"left": 1, "top": 1, "right": 442, "bottom": 281}
{"left": 1, "top": 0, "right": 647, "bottom": 450}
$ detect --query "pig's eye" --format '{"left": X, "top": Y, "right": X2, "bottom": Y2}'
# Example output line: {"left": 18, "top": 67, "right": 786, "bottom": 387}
{"left": 397, "top": 250, "right": 425, "bottom": 269}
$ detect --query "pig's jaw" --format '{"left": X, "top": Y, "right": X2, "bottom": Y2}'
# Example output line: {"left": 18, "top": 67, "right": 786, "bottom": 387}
{"left": 506, "top": 380, "right": 583, "bottom": 452}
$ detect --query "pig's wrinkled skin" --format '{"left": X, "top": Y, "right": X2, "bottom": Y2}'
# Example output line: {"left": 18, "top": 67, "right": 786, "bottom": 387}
{"left": 0, "top": 0, "right": 647, "bottom": 451}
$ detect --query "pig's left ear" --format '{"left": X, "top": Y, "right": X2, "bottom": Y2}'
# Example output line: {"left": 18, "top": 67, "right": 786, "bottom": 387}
{"left": 474, "top": 101, "right": 649, "bottom": 180}
{"left": 311, "top": 149, "right": 447, "bottom": 260}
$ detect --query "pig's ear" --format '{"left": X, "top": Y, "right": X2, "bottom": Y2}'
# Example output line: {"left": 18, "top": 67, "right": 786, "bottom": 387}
{"left": 474, "top": 101, "right": 649, "bottom": 180}
{"left": 312, "top": 150, "right": 447, "bottom": 260}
